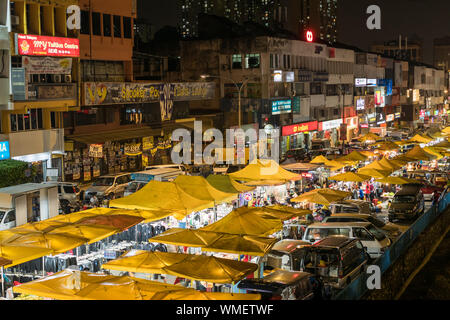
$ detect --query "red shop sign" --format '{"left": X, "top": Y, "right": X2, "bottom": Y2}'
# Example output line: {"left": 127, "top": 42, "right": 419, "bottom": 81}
{"left": 282, "top": 121, "right": 318, "bottom": 136}
{"left": 17, "top": 34, "right": 80, "bottom": 57}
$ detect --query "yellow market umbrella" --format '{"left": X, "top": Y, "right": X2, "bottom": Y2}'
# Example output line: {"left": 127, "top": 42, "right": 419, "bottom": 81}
{"left": 150, "top": 228, "right": 278, "bottom": 256}
{"left": 243, "top": 179, "right": 286, "bottom": 186}
{"left": 359, "top": 150, "right": 376, "bottom": 157}
{"left": 13, "top": 270, "right": 261, "bottom": 300}
{"left": 442, "top": 126, "right": 450, "bottom": 135}
{"left": 206, "top": 175, "right": 255, "bottom": 193}
{"left": 432, "top": 140, "right": 450, "bottom": 149}
{"left": 329, "top": 172, "right": 371, "bottom": 182}
{"left": 404, "top": 145, "right": 437, "bottom": 161}
{"left": 335, "top": 151, "right": 368, "bottom": 163}
{"left": 378, "top": 157, "right": 404, "bottom": 171}
{"left": 229, "top": 159, "right": 300, "bottom": 182}
{"left": 174, "top": 175, "right": 238, "bottom": 204}
{"left": 266, "top": 205, "right": 312, "bottom": 217}
{"left": 423, "top": 147, "right": 444, "bottom": 160}
{"left": 201, "top": 206, "right": 292, "bottom": 236}
{"left": 357, "top": 168, "right": 391, "bottom": 179}
{"left": 102, "top": 250, "right": 258, "bottom": 284}
{"left": 361, "top": 159, "right": 394, "bottom": 172}
{"left": 370, "top": 141, "right": 400, "bottom": 151}
{"left": 376, "top": 176, "right": 422, "bottom": 185}
{"left": 110, "top": 180, "right": 216, "bottom": 220}
{"left": 290, "top": 189, "right": 351, "bottom": 206}
{"left": 324, "top": 160, "right": 347, "bottom": 171}
{"left": 407, "top": 134, "right": 433, "bottom": 144}
{"left": 358, "top": 132, "right": 381, "bottom": 143}
{"left": 310, "top": 155, "right": 329, "bottom": 164}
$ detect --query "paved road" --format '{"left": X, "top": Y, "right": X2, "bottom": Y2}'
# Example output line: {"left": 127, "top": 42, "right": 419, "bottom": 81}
{"left": 400, "top": 229, "right": 450, "bottom": 300}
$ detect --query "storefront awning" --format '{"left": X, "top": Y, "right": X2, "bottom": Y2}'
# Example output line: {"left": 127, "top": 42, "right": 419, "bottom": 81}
{"left": 67, "top": 127, "right": 162, "bottom": 145}
{"left": 102, "top": 250, "right": 258, "bottom": 284}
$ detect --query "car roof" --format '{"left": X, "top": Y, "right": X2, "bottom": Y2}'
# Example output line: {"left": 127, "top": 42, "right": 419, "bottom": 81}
{"left": 312, "top": 236, "right": 356, "bottom": 248}
{"left": 396, "top": 184, "right": 422, "bottom": 195}
{"left": 307, "top": 221, "right": 371, "bottom": 228}
{"left": 271, "top": 240, "right": 311, "bottom": 253}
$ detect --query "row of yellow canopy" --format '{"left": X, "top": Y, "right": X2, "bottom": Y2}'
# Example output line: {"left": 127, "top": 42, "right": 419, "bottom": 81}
{"left": 0, "top": 208, "right": 166, "bottom": 268}
{"left": 13, "top": 269, "right": 260, "bottom": 300}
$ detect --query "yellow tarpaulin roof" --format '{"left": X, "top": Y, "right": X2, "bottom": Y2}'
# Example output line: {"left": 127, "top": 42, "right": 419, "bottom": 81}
{"left": 432, "top": 140, "right": 450, "bottom": 149}
{"left": 357, "top": 167, "right": 391, "bottom": 178}
{"left": 329, "top": 172, "right": 371, "bottom": 182}
{"left": 0, "top": 208, "right": 146, "bottom": 268}
{"left": 109, "top": 180, "right": 215, "bottom": 220}
{"left": 13, "top": 270, "right": 261, "bottom": 300}
{"left": 291, "top": 189, "right": 351, "bottom": 205}
{"left": 229, "top": 159, "right": 300, "bottom": 182}
{"left": 335, "top": 151, "right": 368, "bottom": 163}
{"left": 243, "top": 179, "right": 287, "bottom": 186}
{"left": 404, "top": 145, "right": 437, "bottom": 161}
{"left": 423, "top": 147, "right": 444, "bottom": 160}
{"left": 201, "top": 206, "right": 302, "bottom": 236}
{"left": 324, "top": 160, "right": 347, "bottom": 171}
{"left": 376, "top": 176, "right": 422, "bottom": 185}
{"left": 102, "top": 250, "right": 258, "bottom": 284}
{"left": 206, "top": 175, "right": 255, "bottom": 193}
{"left": 370, "top": 141, "right": 400, "bottom": 151}
{"left": 174, "top": 175, "right": 238, "bottom": 203}
{"left": 150, "top": 228, "right": 278, "bottom": 256}
{"left": 281, "top": 162, "right": 321, "bottom": 171}
{"left": 310, "top": 155, "right": 329, "bottom": 164}
{"left": 358, "top": 132, "right": 381, "bottom": 143}
{"left": 378, "top": 157, "right": 404, "bottom": 171}
{"left": 407, "top": 134, "right": 433, "bottom": 144}
{"left": 361, "top": 159, "right": 394, "bottom": 172}
{"left": 442, "top": 126, "right": 450, "bottom": 134}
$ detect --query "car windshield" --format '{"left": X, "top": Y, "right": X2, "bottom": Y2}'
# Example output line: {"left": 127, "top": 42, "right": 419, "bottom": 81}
{"left": 393, "top": 195, "right": 415, "bottom": 203}
{"left": 366, "top": 225, "right": 387, "bottom": 242}
{"left": 93, "top": 177, "right": 115, "bottom": 186}
{"left": 0, "top": 210, "right": 5, "bottom": 222}
{"left": 63, "top": 186, "right": 75, "bottom": 193}
{"left": 366, "top": 216, "right": 385, "bottom": 228}
{"left": 126, "top": 182, "right": 145, "bottom": 193}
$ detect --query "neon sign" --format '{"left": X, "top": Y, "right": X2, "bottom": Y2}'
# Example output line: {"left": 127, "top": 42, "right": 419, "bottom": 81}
{"left": 306, "top": 30, "right": 314, "bottom": 42}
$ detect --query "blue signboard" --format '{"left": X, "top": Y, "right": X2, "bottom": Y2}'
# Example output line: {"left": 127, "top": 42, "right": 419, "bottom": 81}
{"left": 0, "top": 141, "right": 10, "bottom": 160}
{"left": 272, "top": 99, "right": 292, "bottom": 115}
{"left": 130, "top": 173, "right": 155, "bottom": 182}
{"left": 377, "top": 79, "right": 393, "bottom": 96}
{"left": 11, "top": 68, "right": 27, "bottom": 101}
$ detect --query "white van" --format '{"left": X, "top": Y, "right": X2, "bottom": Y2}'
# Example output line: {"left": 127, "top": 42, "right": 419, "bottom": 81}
{"left": 124, "top": 167, "right": 185, "bottom": 196}
{"left": 302, "top": 222, "right": 391, "bottom": 259}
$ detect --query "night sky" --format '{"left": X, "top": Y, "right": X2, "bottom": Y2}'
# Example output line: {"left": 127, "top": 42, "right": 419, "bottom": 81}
{"left": 143, "top": 0, "right": 450, "bottom": 65}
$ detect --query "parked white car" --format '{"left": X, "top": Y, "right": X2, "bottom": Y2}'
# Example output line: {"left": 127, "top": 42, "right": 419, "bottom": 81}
{"left": 302, "top": 222, "right": 391, "bottom": 259}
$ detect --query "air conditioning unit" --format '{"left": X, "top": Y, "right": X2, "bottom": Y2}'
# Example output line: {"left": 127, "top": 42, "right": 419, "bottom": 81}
{"left": 11, "top": 16, "right": 20, "bottom": 26}
{"left": 51, "top": 74, "right": 62, "bottom": 83}
{"left": 63, "top": 74, "right": 72, "bottom": 83}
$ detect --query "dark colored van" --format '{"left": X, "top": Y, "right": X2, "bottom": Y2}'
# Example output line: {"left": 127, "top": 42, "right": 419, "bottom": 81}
{"left": 388, "top": 184, "right": 425, "bottom": 222}
{"left": 238, "top": 270, "right": 320, "bottom": 300}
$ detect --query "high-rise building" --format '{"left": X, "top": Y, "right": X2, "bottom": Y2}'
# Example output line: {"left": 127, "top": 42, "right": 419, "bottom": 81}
{"left": 434, "top": 37, "right": 450, "bottom": 72}
{"left": 371, "top": 37, "right": 423, "bottom": 62}
{"left": 178, "top": 0, "right": 338, "bottom": 43}
{"left": 178, "top": 0, "right": 286, "bottom": 38}
{"left": 296, "top": 0, "right": 338, "bottom": 43}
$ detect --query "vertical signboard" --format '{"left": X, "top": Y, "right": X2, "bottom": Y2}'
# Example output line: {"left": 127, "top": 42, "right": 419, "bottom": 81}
{"left": 11, "top": 68, "right": 27, "bottom": 101}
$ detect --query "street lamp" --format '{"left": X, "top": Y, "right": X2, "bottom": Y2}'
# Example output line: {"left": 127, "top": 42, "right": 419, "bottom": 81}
{"left": 200, "top": 74, "right": 250, "bottom": 128}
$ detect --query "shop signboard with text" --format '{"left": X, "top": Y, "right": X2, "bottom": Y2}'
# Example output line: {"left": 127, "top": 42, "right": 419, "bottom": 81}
{"left": 356, "top": 98, "right": 365, "bottom": 111}
{"left": 11, "top": 68, "right": 27, "bottom": 101}
{"left": 0, "top": 141, "right": 11, "bottom": 160}
{"left": 320, "top": 119, "right": 342, "bottom": 131}
{"left": 16, "top": 34, "right": 80, "bottom": 57}
{"left": 84, "top": 82, "right": 216, "bottom": 106}
{"left": 22, "top": 56, "right": 73, "bottom": 74}
{"left": 272, "top": 99, "right": 292, "bottom": 115}
{"left": 282, "top": 121, "right": 318, "bottom": 136}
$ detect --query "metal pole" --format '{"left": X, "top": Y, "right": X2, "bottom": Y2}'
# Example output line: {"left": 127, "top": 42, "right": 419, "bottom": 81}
{"left": 1, "top": 266, "right": 4, "bottom": 298}
{"left": 42, "top": 256, "right": 45, "bottom": 277}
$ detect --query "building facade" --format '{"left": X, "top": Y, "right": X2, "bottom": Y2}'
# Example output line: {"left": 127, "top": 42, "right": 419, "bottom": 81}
{"left": 371, "top": 37, "right": 423, "bottom": 62}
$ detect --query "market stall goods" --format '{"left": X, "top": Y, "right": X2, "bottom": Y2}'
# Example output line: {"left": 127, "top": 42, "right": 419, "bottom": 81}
{"left": 13, "top": 269, "right": 261, "bottom": 300}
{"left": 102, "top": 250, "right": 258, "bottom": 284}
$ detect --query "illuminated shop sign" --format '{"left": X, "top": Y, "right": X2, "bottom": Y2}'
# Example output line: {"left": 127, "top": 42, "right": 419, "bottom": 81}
{"left": 282, "top": 121, "right": 318, "bottom": 136}
{"left": 395, "top": 112, "right": 401, "bottom": 119}
{"left": 320, "top": 119, "right": 343, "bottom": 131}
{"left": 355, "top": 78, "right": 366, "bottom": 87}
{"left": 273, "top": 70, "right": 283, "bottom": 82}
{"left": 356, "top": 98, "right": 365, "bottom": 110}
{"left": 272, "top": 99, "right": 292, "bottom": 115}
{"left": 16, "top": 34, "right": 80, "bottom": 57}
{"left": 0, "top": 141, "right": 11, "bottom": 160}
{"left": 386, "top": 114, "right": 395, "bottom": 122}
{"left": 367, "top": 79, "right": 377, "bottom": 87}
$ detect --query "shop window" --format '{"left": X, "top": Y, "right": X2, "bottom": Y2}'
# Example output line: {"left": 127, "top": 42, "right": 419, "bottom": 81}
{"left": 232, "top": 54, "right": 242, "bottom": 69}
{"left": 114, "top": 15, "right": 121, "bottom": 37}
{"left": 123, "top": 17, "right": 132, "bottom": 38}
{"left": 121, "top": 107, "right": 143, "bottom": 125}
{"left": 326, "top": 84, "right": 338, "bottom": 96}
{"left": 92, "top": 12, "right": 101, "bottom": 36}
{"left": 270, "top": 53, "right": 274, "bottom": 68}
{"left": 295, "top": 83, "right": 306, "bottom": 96}
{"left": 245, "top": 54, "right": 260, "bottom": 69}
{"left": 311, "top": 82, "right": 322, "bottom": 95}
{"left": 10, "top": 109, "right": 43, "bottom": 132}
{"left": 333, "top": 108, "right": 340, "bottom": 116}
{"left": 80, "top": 10, "right": 90, "bottom": 34}
{"left": 103, "top": 14, "right": 111, "bottom": 37}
